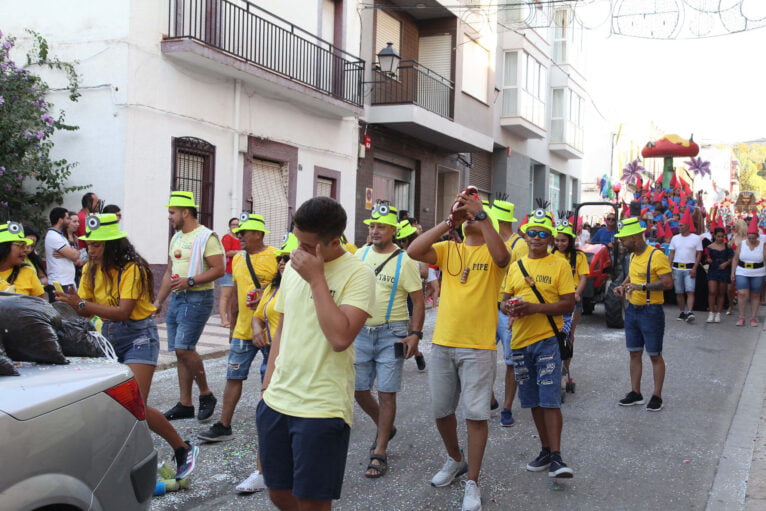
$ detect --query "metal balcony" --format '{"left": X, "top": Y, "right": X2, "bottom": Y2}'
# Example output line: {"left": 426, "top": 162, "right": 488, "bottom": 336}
{"left": 164, "top": 0, "right": 364, "bottom": 109}
{"left": 371, "top": 60, "right": 454, "bottom": 119}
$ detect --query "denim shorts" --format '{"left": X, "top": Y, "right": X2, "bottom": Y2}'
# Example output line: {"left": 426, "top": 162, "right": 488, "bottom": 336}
{"left": 354, "top": 321, "right": 408, "bottom": 393}
{"left": 165, "top": 289, "right": 214, "bottom": 351}
{"left": 672, "top": 268, "right": 695, "bottom": 294}
{"left": 429, "top": 344, "right": 497, "bottom": 420}
{"left": 512, "top": 336, "right": 562, "bottom": 409}
{"left": 624, "top": 303, "right": 665, "bottom": 356}
{"left": 496, "top": 308, "right": 514, "bottom": 366}
{"left": 103, "top": 316, "right": 160, "bottom": 366}
{"left": 574, "top": 299, "right": 584, "bottom": 313}
{"left": 227, "top": 338, "right": 270, "bottom": 382}
{"left": 736, "top": 274, "right": 766, "bottom": 294}
{"left": 256, "top": 400, "right": 350, "bottom": 501}
{"left": 219, "top": 272, "right": 234, "bottom": 287}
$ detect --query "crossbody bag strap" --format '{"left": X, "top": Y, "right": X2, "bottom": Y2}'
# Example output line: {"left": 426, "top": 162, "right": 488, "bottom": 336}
{"left": 364, "top": 248, "right": 402, "bottom": 277}
{"left": 384, "top": 252, "right": 404, "bottom": 323}
{"left": 244, "top": 253, "right": 262, "bottom": 289}
{"left": 361, "top": 244, "right": 372, "bottom": 260}
{"left": 517, "top": 260, "right": 562, "bottom": 339}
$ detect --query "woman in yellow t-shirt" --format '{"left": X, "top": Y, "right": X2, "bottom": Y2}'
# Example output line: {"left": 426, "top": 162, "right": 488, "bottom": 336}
{"left": 55, "top": 213, "right": 199, "bottom": 480}
{"left": 0, "top": 222, "right": 44, "bottom": 297}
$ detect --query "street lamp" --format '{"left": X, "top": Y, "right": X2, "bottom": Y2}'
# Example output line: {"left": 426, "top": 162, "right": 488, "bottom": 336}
{"left": 377, "top": 42, "right": 400, "bottom": 76}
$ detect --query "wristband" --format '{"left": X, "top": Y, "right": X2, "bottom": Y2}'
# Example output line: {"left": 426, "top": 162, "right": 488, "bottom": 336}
{"left": 408, "top": 330, "right": 423, "bottom": 340}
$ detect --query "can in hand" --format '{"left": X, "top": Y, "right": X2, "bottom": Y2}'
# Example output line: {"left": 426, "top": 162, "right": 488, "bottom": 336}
{"left": 246, "top": 288, "right": 263, "bottom": 309}
{"left": 171, "top": 274, "right": 179, "bottom": 280}
{"left": 507, "top": 296, "right": 524, "bottom": 317}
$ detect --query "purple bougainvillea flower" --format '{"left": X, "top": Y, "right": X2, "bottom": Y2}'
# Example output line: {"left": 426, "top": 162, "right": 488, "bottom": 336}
{"left": 35, "top": 130, "right": 44, "bottom": 139}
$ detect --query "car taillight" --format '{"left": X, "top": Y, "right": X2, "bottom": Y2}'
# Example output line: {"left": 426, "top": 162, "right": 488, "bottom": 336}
{"left": 105, "top": 378, "right": 146, "bottom": 421}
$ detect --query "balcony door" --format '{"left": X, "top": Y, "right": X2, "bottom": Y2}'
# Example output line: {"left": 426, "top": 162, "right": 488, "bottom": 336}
{"left": 418, "top": 35, "right": 452, "bottom": 118}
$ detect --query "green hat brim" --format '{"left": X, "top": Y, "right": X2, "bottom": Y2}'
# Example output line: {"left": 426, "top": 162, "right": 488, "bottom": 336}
{"left": 78, "top": 230, "right": 129, "bottom": 242}
{"left": 233, "top": 226, "right": 270, "bottom": 234}
{"left": 1, "top": 236, "right": 33, "bottom": 245}
{"left": 521, "top": 220, "right": 553, "bottom": 234}
{"left": 396, "top": 225, "right": 418, "bottom": 239}
{"left": 555, "top": 226, "right": 576, "bottom": 238}
{"left": 364, "top": 218, "right": 399, "bottom": 228}
{"left": 165, "top": 200, "right": 199, "bottom": 209}
{"left": 614, "top": 226, "right": 646, "bottom": 238}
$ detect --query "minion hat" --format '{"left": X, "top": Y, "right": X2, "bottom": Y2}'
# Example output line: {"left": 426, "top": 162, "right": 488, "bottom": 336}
{"left": 614, "top": 217, "right": 646, "bottom": 238}
{"left": 521, "top": 208, "right": 554, "bottom": 234}
{"left": 165, "top": 191, "right": 198, "bottom": 209}
{"left": 396, "top": 219, "right": 418, "bottom": 240}
{"left": 363, "top": 201, "right": 399, "bottom": 228}
{"left": 555, "top": 210, "right": 575, "bottom": 237}
{"left": 275, "top": 232, "right": 298, "bottom": 256}
{"left": 492, "top": 200, "right": 518, "bottom": 223}
{"left": 78, "top": 214, "right": 128, "bottom": 242}
{"left": 0, "top": 222, "right": 33, "bottom": 245}
{"left": 233, "top": 211, "right": 270, "bottom": 234}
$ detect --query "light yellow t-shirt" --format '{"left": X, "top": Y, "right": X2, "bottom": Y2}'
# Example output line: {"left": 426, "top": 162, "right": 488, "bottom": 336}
{"left": 432, "top": 241, "right": 506, "bottom": 350}
{"left": 264, "top": 252, "right": 375, "bottom": 426}
{"left": 253, "top": 283, "right": 280, "bottom": 345}
{"left": 169, "top": 226, "right": 224, "bottom": 291}
{"left": 0, "top": 265, "right": 44, "bottom": 296}
{"left": 356, "top": 246, "right": 422, "bottom": 325}
{"left": 231, "top": 247, "right": 278, "bottom": 340}
{"left": 498, "top": 234, "right": 530, "bottom": 302}
{"left": 78, "top": 262, "right": 157, "bottom": 320}
{"left": 504, "top": 255, "right": 575, "bottom": 349}
{"left": 552, "top": 250, "right": 590, "bottom": 291}
{"left": 628, "top": 247, "right": 672, "bottom": 306}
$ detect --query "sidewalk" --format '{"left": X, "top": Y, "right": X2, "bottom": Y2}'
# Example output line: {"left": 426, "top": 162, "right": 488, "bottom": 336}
{"left": 156, "top": 315, "right": 232, "bottom": 370}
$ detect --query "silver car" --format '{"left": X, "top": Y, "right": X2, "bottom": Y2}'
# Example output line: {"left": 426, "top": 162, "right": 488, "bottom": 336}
{"left": 0, "top": 358, "right": 157, "bottom": 510}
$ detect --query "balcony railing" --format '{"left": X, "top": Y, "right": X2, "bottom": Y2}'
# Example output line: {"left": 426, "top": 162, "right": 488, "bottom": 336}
{"left": 501, "top": 87, "right": 545, "bottom": 129}
{"left": 371, "top": 60, "right": 454, "bottom": 119}
{"left": 166, "top": 0, "right": 365, "bottom": 107}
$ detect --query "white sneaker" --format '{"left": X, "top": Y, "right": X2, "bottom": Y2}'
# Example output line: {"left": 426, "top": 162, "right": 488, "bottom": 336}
{"left": 706, "top": 312, "right": 714, "bottom": 323}
{"left": 430, "top": 451, "right": 468, "bottom": 487}
{"left": 236, "top": 470, "right": 266, "bottom": 493}
{"left": 714, "top": 312, "right": 721, "bottom": 323}
{"left": 462, "top": 480, "right": 482, "bottom": 511}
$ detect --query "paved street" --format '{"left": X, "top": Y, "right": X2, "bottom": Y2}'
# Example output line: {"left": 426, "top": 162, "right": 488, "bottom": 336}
{"left": 147, "top": 304, "right": 766, "bottom": 511}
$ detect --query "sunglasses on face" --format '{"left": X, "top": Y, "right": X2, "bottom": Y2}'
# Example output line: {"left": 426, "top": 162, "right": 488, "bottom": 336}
{"left": 526, "top": 230, "right": 551, "bottom": 239}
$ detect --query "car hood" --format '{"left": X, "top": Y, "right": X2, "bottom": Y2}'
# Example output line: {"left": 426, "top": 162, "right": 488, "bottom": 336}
{"left": 0, "top": 358, "right": 133, "bottom": 420}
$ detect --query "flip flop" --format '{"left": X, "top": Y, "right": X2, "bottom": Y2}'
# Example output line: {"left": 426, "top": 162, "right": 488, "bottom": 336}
{"left": 365, "top": 454, "right": 388, "bottom": 478}
{"left": 370, "top": 426, "right": 397, "bottom": 452}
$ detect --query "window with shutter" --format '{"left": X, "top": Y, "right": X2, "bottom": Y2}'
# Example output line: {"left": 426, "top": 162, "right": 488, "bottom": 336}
{"left": 470, "top": 152, "right": 492, "bottom": 193}
{"left": 250, "top": 159, "right": 290, "bottom": 248}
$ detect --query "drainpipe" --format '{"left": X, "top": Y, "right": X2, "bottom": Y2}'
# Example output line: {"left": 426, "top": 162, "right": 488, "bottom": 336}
{"left": 232, "top": 79, "right": 242, "bottom": 219}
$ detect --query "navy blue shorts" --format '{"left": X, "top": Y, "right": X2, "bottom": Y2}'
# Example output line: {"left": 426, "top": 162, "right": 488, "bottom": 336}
{"left": 256, "top": 400, "right": 350, "bottom": 501}
{"left": 625, "top": 303, "right": 665, "bottom": 356}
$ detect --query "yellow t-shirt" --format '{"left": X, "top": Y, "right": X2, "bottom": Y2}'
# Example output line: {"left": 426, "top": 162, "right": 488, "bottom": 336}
{"left": 169, "top": 226, "right": 224, "bottom": 291}
{"left": 231, "top": 247, "right": 278, "bottom": 340}
{"left": 78, "top": 262, "right": 157, "bottom": 320}
{"left": 628, "top": 247, "right": 672, "bottom": 306}
{"left": 504, "top": 255, "right": 575, "bottom": 349}
{"left": 498, "top": 234, "right": 529, "bottom": 302}
{"left": 432, "top": 241, "right": 506, "bottom": 350}
{"left": 0, "top": 265, "right": 44, "bottom": 296}
{"left": 552, "top": 250, "right": 590, "bottom": 291}
{"left": 356, "top": 246, "right": 422, "bottom": 326}
{"left": 253, "top": 283, "right": 280, "bottom": 345}
{"left": 264, "top": 252, "right": 375, "bottom": 426}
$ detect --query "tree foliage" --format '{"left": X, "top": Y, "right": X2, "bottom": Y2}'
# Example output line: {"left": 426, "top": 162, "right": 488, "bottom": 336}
{"left": 734, "top": 142, "right": 766, "bottom": 197}
{"left": 0, "top": 29, "right": 87, "bottom": 228}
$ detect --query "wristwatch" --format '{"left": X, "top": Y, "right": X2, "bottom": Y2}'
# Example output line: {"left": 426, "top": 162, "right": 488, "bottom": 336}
{"left": 474, "top": 210, "right": 488, "bottom": 221}
{"left": 77, "top": 299, "right": 86, "bottom": 311}
{"left": 187, "top": 277, "right": 196, "bottom": 288}
{"left": 409, "top": 330, "right": 423, "bottom": 340}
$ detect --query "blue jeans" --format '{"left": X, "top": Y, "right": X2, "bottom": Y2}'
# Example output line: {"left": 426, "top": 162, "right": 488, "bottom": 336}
{"left": 103, "top": 316, "right": 160, "bottom": 366}
{"left": 624, "top": 303, "right": 665, "bottom": 356}
{"left": 496, "top": 308, "right": 514, "bottom": 366}
{"left": 226, "top": 338, "right": 270, "bottom": 381}
{"left": 735, "top": 274, "right": 765, "bottom": 294}
{"left": 354, "top": 321, "right": 408, "bottom": 393}
{"left": 165, "top": 289, "right": 214, "bottom": 351}
{"left": 512, "top": 336, "right": 562, "bottom": 409}
{"left": 672, "top": 268, "right": 695, "bottom": 294}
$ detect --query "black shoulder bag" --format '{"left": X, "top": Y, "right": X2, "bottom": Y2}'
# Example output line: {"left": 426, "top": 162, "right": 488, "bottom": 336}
{"left": 517, "top": 260, "right": 573, "bottom": 360}
{"left": 245, "top": 253, "right": 262, "bottom": 290}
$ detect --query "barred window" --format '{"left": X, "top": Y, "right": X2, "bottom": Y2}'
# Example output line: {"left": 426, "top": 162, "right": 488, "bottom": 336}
{"left": 172, "top": 137, "right": 216, "bottom": 228}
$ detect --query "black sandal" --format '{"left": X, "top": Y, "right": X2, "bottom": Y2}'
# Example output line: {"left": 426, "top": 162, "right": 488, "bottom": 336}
{"left": 369, "top": 426, "right": 397, "bottom": 453}
{"left": 365, "top": 454, "right": 388, "bottom": 478}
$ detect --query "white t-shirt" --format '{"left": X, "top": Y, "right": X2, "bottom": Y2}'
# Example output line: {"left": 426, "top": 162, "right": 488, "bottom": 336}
{"left": 669, "top": 233, "right": 703, "bottom": 265}
{"left": 701, "top": 232, "right": 712, "bottom": 242}
{"left": 45, "top": 228, "right": 76, "bottom": 286}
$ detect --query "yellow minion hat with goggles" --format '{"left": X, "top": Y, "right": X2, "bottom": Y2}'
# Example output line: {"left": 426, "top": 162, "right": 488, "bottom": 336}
{"left": 165, "top": 191, "right": 198, "bottom": 209}
{"left": 233, "top": 211, "right": 270, "bottom": 234}
{"left": 614, "top": 217, "right": 646, "bottom": 238}
{"left": 555, "top": 212, "right": 575, "bottom": 238}
{"left": 396, "top": 219, "right": 418, "bottom": 240}
{"left": 492, "top": 200, "right": 518, "bottom": 223}
{"left": 364, "top": 201, "right": 399, "bottom": 228}
{"left": 79, "top": 214, "right": 128, "bottom": 241}
{"left": 0, "top": 222, "right": 33, "bottom": 245}
{"left": 521, "top": 208, "right": 554, "bottom": 234}
{"left": 275, "top": 232, "right": 298, "bottom": 256}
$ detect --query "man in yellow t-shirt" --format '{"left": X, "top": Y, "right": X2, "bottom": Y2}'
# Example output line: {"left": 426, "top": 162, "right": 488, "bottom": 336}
{"left": 198, "top": 213, "right": 277, "bottom": 444}
{"left": 354, "top": 202, "right": 425, "bottom": 478}
{"left": 408, "top": 191, "right": 509, "bottom": 510}
{"left": 502, "top": 209, "right": 575, "bottom": 479}
{"left": 613, "top": 217, "right": 673, "bottom": 411}
{"left": 154, "top": 191, "right": 225, "bottom": 423}
{"left": 257, "top": 197, "right": 375, "bottom": 508}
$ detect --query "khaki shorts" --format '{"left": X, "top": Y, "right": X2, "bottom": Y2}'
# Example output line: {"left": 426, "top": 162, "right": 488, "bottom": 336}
{"left": 429, "top": 344, "right": 497, "bottom": 421}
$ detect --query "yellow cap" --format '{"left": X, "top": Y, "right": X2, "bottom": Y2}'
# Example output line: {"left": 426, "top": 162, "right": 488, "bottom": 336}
{"left": 614, "top": 217, "right": 646, "bottom": 238}
{"left": 521, "top": 208, "right": 554, "bottom": 234}
{"left": 492, "top": 200, "right": 518, "bottom": 223}
{"left": 364, "top": 202, "right": 399, "bottom": 228}
{"left": 275, "top": 232, "right": 298, "bottom": 256}
{"left": 396, "top": 219, "right": 418, "bottom": 240}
